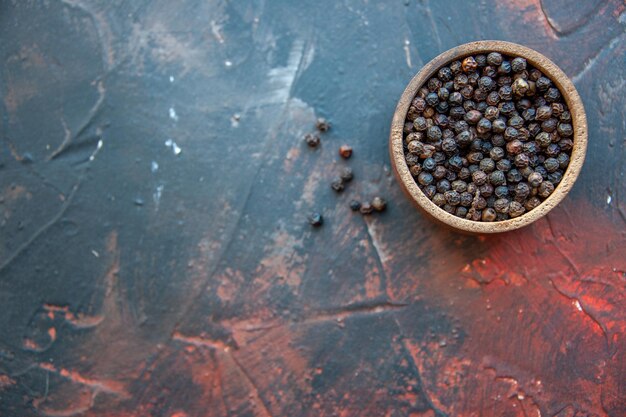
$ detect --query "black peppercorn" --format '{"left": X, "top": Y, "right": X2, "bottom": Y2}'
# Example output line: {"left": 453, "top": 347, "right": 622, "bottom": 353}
{"left": 544, "top": 157, "right": 559, "bottom": 173}
{"left": 498, "top": 60, "right": 512, "bottom": 74}
{"left": 557, "top": 123, "right": 573, "bottom": 137}
{"left": 427, "top": 126, "right": 443, "bottom": 141}
{"left": 494, "top": 185, "right": 509, "bottom": 198}
{"left": 487, "top": 52, "right": 503, "bottom": 66}
{"left": 496, "top": 159, "right": 512, "bottom": 172}
{"left": 506, "top": 139, "right": 524, "bottom": 155}
{"left": 371, "top": 197, "right": 387, "bottom": 212}
{"left": 528, "top": 172, "right": 543, "bottom": 187}
{"left": 509, "top": 201, "right": 525, "bottom": 218}
{"left": 476, "top": 118, "right": 492, "bottom": 134}
{"left": 479, "top": 158, "right": 496, "bottom": 173}
{"left": 511, "top": 57, "right": 527, "bottom": 73}
{"left": 316, "top": 118, "right": 330, "bottom": 132}
{"left": 410, "top": 165, "right": 422, "bottom": 177}
{"left": 418, "top": 172, "right": 434, "bottom": 186}
{"left": 538, "top": 181, "right": 554, "bottom": 198}
{"left": 308, "top": 212, "right": 324, "bottom": 227}
{"left": 412, "top": 97, "right": 427, "bottom": 111}
{"left": 426, "top": 92, "right": 439, "bottom": 106}
{"left": 492, "top": 119, "right": 507, "bottom": 133}
{"left": 349, "top": 200, "right": 361, "bottom": 211}
{"left": 507, "top": 169, "right": 523, "bottom": 183}
{"left": 432, "top": 193, "right": 446, "bottom": 206}
{"left": 444, "top": 190, "right": 461, "bottom": 206}
{"left": 494, "top": 198, "right": 510, "bottom": 213}
{"left": 472, "top": 170, "right": 488, "bottom": 186}
{"left": 489, "top": 170, "right": 506, "bottom": 186}
{"left": 438, "top": 66, "right": 453, "bottom": 81}
{"left": 340, "top": 167, "right": 354, "bottom": 182}
{"left": 544, "top": 87, "right": 561, "bottom": 102}
{"left": 557, "top": 153, "right": 570, "bottom": 169}
{"left": 331, "top": 177, "right": 345, "bottom": 192}
{"left": 448, "top": 155, "right": 464, "bottom": 172}
{"left": 464, "top": 110, "right": 482, "bottom": 125}
{"left": 482, "top": 208, "right": 497, "bottom": 221}
{"left": 413, "top": 117, "right": 428, "bottom": 131}
{"left": 305, "top": 133, "right": 320, "bottom": 147}
{"left": 524, "top": 196, "right": 542, "bottom": 211}
{"left": 423, "top": 185, "right": 437, "bottom": 199}
{"left": 360, "top": 202, "right": 374, "bottom": 215}
{"left": 548, "top": 171, "right": 563, "bottom": 184}
{"left": 462, "top": 56, "right": 478, "bottom": 73}
{"left": 541, "top": 118, "right": 558, "bottom": 133}
{"left": 512, "top": 78, "right": 529, "bottom": 96}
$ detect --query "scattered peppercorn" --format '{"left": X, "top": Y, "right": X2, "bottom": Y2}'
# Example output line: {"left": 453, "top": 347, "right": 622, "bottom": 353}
{"left": 308, "top": 212, "right": 323, "bottom": 227}
{"left": 349, "top": 200, "right": 361, "bottom": 211}
{"left": 331, "top": 177, "right": 344, "bottom": 192}
{"left": 403, "top": 52, "right": 573, "bottom": 222}
{"left": 340, "top": 167, "right": 353, "bottom": 182}
{"left": 316, "top": 118, "right": 330, "bottom": 132}
{"left": 305, "top": 133, "right": 320, "bottom": 148}
{"left": 371, "top": 197, "right": 387, "bottom": 212}
{"left": 339, "top": 145, "right": 353, "bottom": 159}
{"left": 360, "top": 202, "right": 374, "bottom": 215}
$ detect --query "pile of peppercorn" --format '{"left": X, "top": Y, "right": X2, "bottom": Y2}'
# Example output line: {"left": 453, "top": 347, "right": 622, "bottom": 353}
{"left": 403, "top": 52, "right": 573, "bottom": 222}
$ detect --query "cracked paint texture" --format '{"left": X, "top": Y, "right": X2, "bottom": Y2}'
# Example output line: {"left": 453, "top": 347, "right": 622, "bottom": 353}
{"left": 0, "top": 0, "right": 625, "bottom": 416}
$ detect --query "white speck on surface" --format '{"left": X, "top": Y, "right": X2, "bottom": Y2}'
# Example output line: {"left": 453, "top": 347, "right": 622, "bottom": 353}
{"left": 151, "top": 161, "right": 159, "bottom": 173}
{"left": 169, "top": 75, "right": 175, "bottom": 83}
{"left": 211, "top": 20, "right": 225, "bottom": 43}
{"left": 607, "top": 195, "right": 612, "bottom": 205}
{"left": 153, "top": 184, "right": 164, "bottom": 208}
{"left": 91, "top": 250, "right": 99, "bottom": 258}
{"left": 225, "top": 60, "right": 233, "bottom": 67}
{"left": 231, "top": 113, "right": 241, "bottom": 128}
{"left": 89, "top": 139, "right": 104, "bottom": 161}
{"left": 403, "top": 37, "right": 412, "bottom": 68}
{"left": 169, "top": 107, "right": 179, "bottom": 122}
{"left": 165, "top": 139, "right": 182, "bottom": 155}
{"left": 264, "top": 39, "right": 311, "bottom": 105}
{"left": 574, "top": 300, "right": 583, "bottom": 311}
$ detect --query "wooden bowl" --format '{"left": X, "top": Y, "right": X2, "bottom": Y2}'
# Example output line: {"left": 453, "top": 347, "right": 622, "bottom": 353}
{"left": 389, "top": 40, "right": 587, "bottom": 234}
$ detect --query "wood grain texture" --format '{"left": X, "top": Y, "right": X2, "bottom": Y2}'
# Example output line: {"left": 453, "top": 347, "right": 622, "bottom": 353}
{"left": 0, "top": 0, "right": 624, "bottom": 416}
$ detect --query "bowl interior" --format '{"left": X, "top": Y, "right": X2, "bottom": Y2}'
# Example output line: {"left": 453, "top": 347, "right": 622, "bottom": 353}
{"left": 389, "top": 40, "right": 587, "bottom": 234}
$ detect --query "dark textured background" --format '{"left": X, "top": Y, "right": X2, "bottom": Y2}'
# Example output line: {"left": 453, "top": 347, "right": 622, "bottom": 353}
{"left": 1, "top": 1, "right": 625, "bottom": 416}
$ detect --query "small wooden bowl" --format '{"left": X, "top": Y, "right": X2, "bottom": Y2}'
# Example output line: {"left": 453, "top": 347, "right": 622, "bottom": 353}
{"left": 389, "top": 40, "right": 587, "bottom": 234}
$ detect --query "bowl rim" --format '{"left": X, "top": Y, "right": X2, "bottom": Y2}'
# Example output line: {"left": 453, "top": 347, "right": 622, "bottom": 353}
{"left": 389, "top": 40, "right": 588, "bottom": 234}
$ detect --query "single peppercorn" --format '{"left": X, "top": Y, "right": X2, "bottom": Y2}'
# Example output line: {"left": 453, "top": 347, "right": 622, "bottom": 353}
{"left": 316, "top": 118, "right": 330, "bottom": 132}
{"left": 482, "top": 208, "right": 497, "bottom": 221}
{"left": 494, "top": 198, "right": 510, "bottom": 213}
{"left": 308, "top": 212, "right": 323, "bottom": 227}
{"left": 423, "top": 185, "right": 437, "bottom": 199}
{"left": 331, "top": 177, "right": 345, "bottom": 192}
{"left": 557, "top": 123, "right": 573, "bottom": 137}
{"left": 305, "top": 133, "right": 320, "bottom": 147}
{"left": 339, "top": 145, "right": 353, "bottom": 159}
{"left": 544, "top": 157, "right": 559, "bottom": 173}
{"left": 544, "top": 87, "right": 561, "bottom": 102}
{"left": 512, "top": 78, "right": 529, "bottom": 96}
{"left": 360, "top": 202, "right": 374, "bottom": 215}
{"left": 371, "top": 197, "right": 387, "bottom": 212}
{"left": 462, "top": 56, "right": 478, "bottom": 73}
{"left": 511, "top": 57, "right": 527, "bottom": 73}
{"left": 509, "top": 201, "right": 525, "bottom": 218}
{"left": 472, "top": 170, "right": 488, "bottom": 186}
{"left": 538, "top": 181, "right": 554, "bottom": 198}
{"left": 487, "top": 52, "right": 503, "bottom": 66}
{"left": 349, "top": 200, "right": 361, "bottom": 211}
{"left": 444, "top": 190, "right": 461, "bottom": 206}
{"left": 418, "top": 172, "right": 434, "bottom": 186}
{"left": 489, "top": 170, "right": 506, "bottom": 186}
{"left": 528, "top": 172, "right": 543, "bottom": 187}
{"left": 464, "top": 110, "right": 482, "bottom": 124}
{"left": 340, "top": 167, "right": 353, "bottom": 182}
